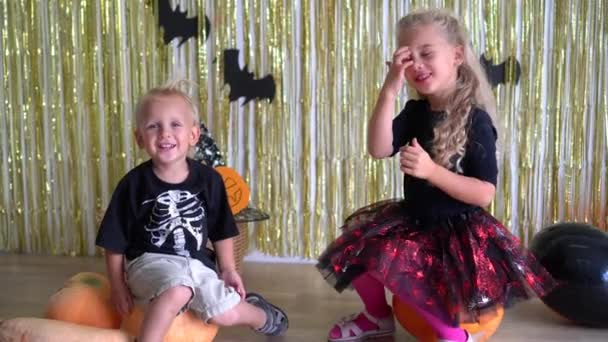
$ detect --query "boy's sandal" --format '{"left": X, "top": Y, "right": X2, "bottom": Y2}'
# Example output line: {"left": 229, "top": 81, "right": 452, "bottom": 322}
{"left": 245, "top": 292, "right": 289, "bottom": 336}
{"left": 328, "top": 310, "right": 395, "bottom": 342}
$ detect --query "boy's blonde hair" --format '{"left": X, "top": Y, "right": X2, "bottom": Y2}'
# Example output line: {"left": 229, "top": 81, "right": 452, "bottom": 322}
{"left": 398, "top": 9, "right": 497, "bottom": 170}
{"left": 134, "top": 80, "right": 200, "bottom": 129}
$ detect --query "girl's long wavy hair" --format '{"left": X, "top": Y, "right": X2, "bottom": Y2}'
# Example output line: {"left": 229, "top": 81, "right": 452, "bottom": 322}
{"left": 398, "top": 9, "right": 497, "bottom": 170}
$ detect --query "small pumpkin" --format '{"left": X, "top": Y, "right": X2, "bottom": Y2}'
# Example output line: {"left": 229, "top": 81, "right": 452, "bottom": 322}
{"left": 216, "top": 166, "right": 250, "bottom": 214}
{"left": 392, "top": 296, "right": 504, "bottom": 342}
{"left": 122, "top": 305, "right": 218, "bottom": 342}
{"left": 0, "top": 317, "right": 132, "bottom": 342}
{"left": 45, "top": 272, "right": 121, "bottom": 329}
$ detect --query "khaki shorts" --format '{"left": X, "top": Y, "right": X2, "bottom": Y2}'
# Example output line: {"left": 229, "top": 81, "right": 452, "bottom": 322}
{"left": 126, "top": 252, "right": 241, "bottom": 322}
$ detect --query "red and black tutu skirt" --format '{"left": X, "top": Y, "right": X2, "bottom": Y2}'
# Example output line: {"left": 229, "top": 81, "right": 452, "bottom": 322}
{"left": 316, "top": 199, "right": 557, "bottom": 324}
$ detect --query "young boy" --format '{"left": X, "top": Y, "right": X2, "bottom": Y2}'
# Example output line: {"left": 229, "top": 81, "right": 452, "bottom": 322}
{"left": 96, "top": 81, "right": 288, "bottom": 342}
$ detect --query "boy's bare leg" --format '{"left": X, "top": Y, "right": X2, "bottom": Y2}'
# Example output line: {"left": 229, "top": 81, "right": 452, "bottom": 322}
{"left": 210, "top": 293, "right": 288, "bottom": 336}
{"left": 138, "top": 286, "right": 193, "bottom": 342}
{"left": 209, "top": 301, "right": 266, "bottom": 328}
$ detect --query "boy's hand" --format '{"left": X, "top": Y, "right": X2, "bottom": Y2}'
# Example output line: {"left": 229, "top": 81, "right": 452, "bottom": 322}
{"left": 105, "top": 251, "right": 133, "bottom": 317}
{"left": 111, "top": 281, "right": 134, "bottom": 317}
{"left": 220, "top": 269, "right": 246, "bottom": 299}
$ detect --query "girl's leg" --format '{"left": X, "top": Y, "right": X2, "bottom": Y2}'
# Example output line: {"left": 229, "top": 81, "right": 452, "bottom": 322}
{"left": 353, "top": 272, "right": 392, "bottom": 318}
{"left": 395, "top": 294, "right": 467, "bottom": 342}
{"left": 329, "top": 272, "right": 394, "bottom": 339}
{"left": 360, "top": 270, "right": 467, "bottom": 342}
{"left": 329, "top": 271, "right": 467, "bottom": 341}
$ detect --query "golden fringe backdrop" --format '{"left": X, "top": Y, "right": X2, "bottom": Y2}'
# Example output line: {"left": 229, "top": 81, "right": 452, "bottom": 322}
{"left": 1, "top": 0, "right": 606, "bottom": 258}
{"left": 0, "top": 0, "right": 198, "bottom": 255}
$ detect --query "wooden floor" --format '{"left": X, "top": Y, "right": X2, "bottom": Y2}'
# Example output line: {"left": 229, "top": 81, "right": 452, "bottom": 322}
{"left": 0, "top": 253, "right": 606, "bottom": 341}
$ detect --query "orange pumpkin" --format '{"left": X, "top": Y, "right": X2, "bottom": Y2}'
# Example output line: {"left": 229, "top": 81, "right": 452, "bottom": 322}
{"left": 0, "top": 317, "right": 131, "bottom": 342}
{"left": 216, "top": 166, "right": 250, "bottom": 214}
{"left": 122, "top": 306, "right": 218, "bottom": 342}
{"left": 392, "top": 296, "right": 504, "bottom": 342}
{"left": 45, "top": 272, "right": 122, "bottom": 329}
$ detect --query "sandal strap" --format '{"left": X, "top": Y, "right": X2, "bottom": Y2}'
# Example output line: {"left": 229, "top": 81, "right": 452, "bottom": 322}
{"left": 334, "top": 309, "right": 395, "bottom": 339}
{"left": 363, "top": 309, "right": 395, "bottom": 331}
{"left": 338, "top": 313, "right": 358, "bottom": 323}
{"left": 361, "top": 310, "right": 381, "bottom": 325}
{"left": 337, "top": 320, "right": 362, "bottom": 337}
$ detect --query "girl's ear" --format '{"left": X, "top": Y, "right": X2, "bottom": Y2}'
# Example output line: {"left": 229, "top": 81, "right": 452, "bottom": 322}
{"left": 454, "top": 45, "right": 465, "bottom": 66}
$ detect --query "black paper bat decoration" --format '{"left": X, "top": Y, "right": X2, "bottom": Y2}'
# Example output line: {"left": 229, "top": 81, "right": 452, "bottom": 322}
{"left": 480, "top": 54, "right": 522, "bottom": 87}
{"left": 158, "top": 0, "right": 210, "bottom": 46}
{"left": 224, "top": 49, "right": 276, "bottom": 104}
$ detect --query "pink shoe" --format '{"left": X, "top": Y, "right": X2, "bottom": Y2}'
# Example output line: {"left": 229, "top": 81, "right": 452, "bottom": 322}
{"left": 328, "top": 310, "right": 395, "bottom": 342}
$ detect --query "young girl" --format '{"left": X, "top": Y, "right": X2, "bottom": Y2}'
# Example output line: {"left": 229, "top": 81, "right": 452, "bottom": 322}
{"left": 317, "top": 9, "right": 556, "bottom": 342}
{"left": 96, "top": 81, "right": 288, "bottom": 341}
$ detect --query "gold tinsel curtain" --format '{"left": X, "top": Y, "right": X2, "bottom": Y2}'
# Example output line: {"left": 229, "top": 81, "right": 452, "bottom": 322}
{"left": 1, "top": 0, "right": 606, "bottom": 258}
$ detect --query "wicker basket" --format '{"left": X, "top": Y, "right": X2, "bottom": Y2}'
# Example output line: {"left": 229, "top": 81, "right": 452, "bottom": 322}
{"left": 204, "top": 222, "right": 249, "bottom": 272}
{"left": 233, "top": 222, "right": 249, "bottom": 272}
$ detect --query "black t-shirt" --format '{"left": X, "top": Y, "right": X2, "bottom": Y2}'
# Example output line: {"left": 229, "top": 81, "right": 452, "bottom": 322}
{"left": 96, "top": 158, "right": 239, "bottom": 270}
{"left": 391, "top": 99, "right": 498, "bottom": 219}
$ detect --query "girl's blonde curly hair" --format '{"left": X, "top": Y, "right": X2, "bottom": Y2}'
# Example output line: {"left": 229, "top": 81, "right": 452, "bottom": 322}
{"left": 398, "top": 9, "right": 497, "bottom": 170}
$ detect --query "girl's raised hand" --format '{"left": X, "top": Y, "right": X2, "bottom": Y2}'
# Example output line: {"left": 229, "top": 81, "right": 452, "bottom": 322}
{"left": 383, "top": 46, "right": 413, "bottom": 96}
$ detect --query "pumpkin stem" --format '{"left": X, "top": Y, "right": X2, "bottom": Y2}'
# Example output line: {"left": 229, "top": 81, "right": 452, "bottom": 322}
{"left": 81, "top": 276, "right": 102, "bottom": 288}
